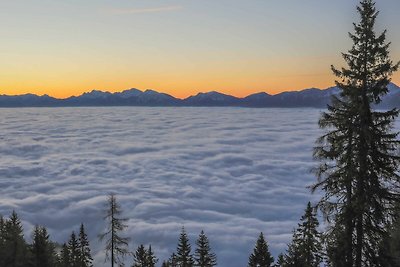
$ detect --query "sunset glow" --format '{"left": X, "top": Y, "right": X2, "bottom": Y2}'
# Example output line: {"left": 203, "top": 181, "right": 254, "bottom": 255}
{"left": 1, "top": 0, "right": 400, "bottom": 99}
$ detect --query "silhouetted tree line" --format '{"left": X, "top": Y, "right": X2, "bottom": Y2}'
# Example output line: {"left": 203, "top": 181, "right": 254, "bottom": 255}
{"left": 2, "top": 198, "right": 400, "bottom": 267}
{"left": 0, "top": 211, "right": 93, "bottom": 267}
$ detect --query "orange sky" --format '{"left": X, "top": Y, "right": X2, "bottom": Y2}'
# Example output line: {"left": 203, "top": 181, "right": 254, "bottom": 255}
{"left": 1, "top": 1, "right": 400, "bottom": 99}
{"left": 2, "top": 60, "right": 399, "bottom": 99}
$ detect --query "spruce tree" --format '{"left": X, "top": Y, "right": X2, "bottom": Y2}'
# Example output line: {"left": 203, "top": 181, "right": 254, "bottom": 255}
{"left": 167, "top": 252, "right": 178, "bottom": 267}
{"left": 146, "top": 245, "right": 158, "bottom": 267}
{"left": 132, "top": 244, "right": 148, "bottom": 267}
{"left": 175, "top": 227, "right": 194, "bottom": 267}
{"left": 98, "top": 193, "right": 130, "bottom": 267}
{"left": 30, "top": 225, "right": 57, "bottom": 267}
{"left": 131, "top": 244, "right": 157, "bottom": 267}
{"left": 4, "top": 211, "right": 28, "bottom": 267}
{"left": 194, "top": 230, "right": 217, "bottom": 267}
{"left": 274, "top": 254, "right": 286, "bottom": 267}
{"left": 248, "top": 232, "right": 274, "bottom": 267}
{"left": 68, "top": 231, "right": 80, "bottom": 267}
{"left": 78, "top": 223, "right": 93, "bottom": 267}
{"left": 312, "top": 0, "right": 400, "bottom": 266}
{"left": 284, "top": 230, "right": 302, "bottom": 267}
{"left": 59, "top": 243, "right": 71, "bottom": 267}
{"left": 284, "top": 203, "right": 322, "bottom": 267}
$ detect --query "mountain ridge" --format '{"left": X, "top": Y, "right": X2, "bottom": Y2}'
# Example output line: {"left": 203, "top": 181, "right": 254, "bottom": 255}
{"left": 0, "top": 84, "right": 399, "bottom": 108}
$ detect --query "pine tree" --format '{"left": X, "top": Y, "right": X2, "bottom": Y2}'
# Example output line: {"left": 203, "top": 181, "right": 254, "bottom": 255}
{"left": 175, "top": 227, "right": 194, "bottom": 267}
{"left": 3, "top": 211, "right": 28, "bottom": 267}
{"left": 248, "top": 232, "right": 274, "bottom": 267}
{"left": 30, "top": 225, "right": 58, "bottom": 267}
{"left": 146, "top": 245, "right": 158, "bottom": 267}
{"left": 284, "top": 203, "right": 322, "bottom": 267}
{"left": 194, "top": 230, "right": 217, "bottom": 267}
{"left": 59, "top": 243, "right": 71, "bottom": 267}
{"left": 312, "top": 0, "right": 399, "bottom": 266}
{"left": 167, "top": 252, "right": 178, "bottom": 267}
{"left": 274, "top": 254, "right": 286, "bottom": 267}
{"left": 284, "top": 230, "right": 302, "bottom": 267}
{"left": 132, "top": 244, "right": 148, "bottom": 267}
{"left": 78, "top": 223, "right": 93, "bottom": 267}
{"left": 98, "top": 193, "right": 130, "bottom": 267}
{"left": 68, "top": 231, "right": 80, "bottom": 267}
{"left": 131, "top": 244, "right": 157, "bottom": 267}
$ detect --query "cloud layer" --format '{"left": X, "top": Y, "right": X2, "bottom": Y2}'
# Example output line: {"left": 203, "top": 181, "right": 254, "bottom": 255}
{"left": 1, "top": 107, "right": 396, "bottom": 266}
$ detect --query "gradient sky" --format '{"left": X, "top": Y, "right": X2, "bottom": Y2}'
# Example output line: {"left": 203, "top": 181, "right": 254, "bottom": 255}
{"left": 1, "top": 0, "right": 400, "bottom": 99}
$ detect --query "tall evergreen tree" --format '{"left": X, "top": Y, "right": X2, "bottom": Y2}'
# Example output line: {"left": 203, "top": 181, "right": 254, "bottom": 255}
{"left": 132, "top": 244, "right": 148, "bottom": 267}
{"left": 131, "top": 244, "right": 157, "bottom": 267}
{"left": 284, "top": 229, "right": 303, "bottom": 267}
{"left": 58, "top": 243, "right": 71, "bottom": 267}
{"left": 68, "top": 231, "right": 80, "bottom": 267}
{"left": 194, "top": 230, "right": 217, "bottom": 267}
{"left": 312, "top": 1, "right": 400, "bottom": 266}
{"left": 175, "top": 227, "right": 194, "bottom": 267}
{"left": 248, "top": 232, "right": 274, "bottom": 267}
{"left": 146, "top": 245, "right": 158, "bottom": 267}
{"left": 284, "top": 203, "right": 322, "bottom": 267}
{"left": 3, "top": 211, "right": 28, "bottom": 267}
{"left": 99, "top": 193, "right": 130, "bottom": 267}
{"left": 30, "top": 225, "right": 57, "bottom": 267}
{"left": 78, "top": 223, "right": 93, "bottom": 267}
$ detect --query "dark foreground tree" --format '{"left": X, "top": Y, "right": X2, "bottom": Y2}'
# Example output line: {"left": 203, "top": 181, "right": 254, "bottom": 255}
{"left": 132, "top": 244, "right": 158, "bottom": 267}
{"left": 146, "top": 245, "right": 158, "bottom": 267}
{"left": 248, "top": 232, "right": 273, "bottom": 267}
{"left": 275, "top": 254, "right": 286, "bottom": 267}
{"left": 175, "top": 227, "right": 194, "bottom": 267}
{"left": 194, "top": 230, "right": 217, "bottom": 267}
{"left": 132, "top": 244, "right": 148, "bottom": 267}
{"left": 164, "top": 252, "right": 178, "bottom": 267}
{"left": 2, "top": 211, "right": 29, "bottom": 267}
{"left": 284, "top": 202, "right": 322, "bottom": 267}
{"left": 78, "top": 223, "right": 93, "bottom": 267}
{"left": 312, "top": 0, "right": 399, "bottom": 266}
{"left": 30, "top": 225, "right": 58, "bottom": 267}
{"left": 68, "top": 231, "right": 80, "bottom": 267}
{"left": 378, "top": 208, "right": 400, "bottom": 267}
{"left": 59, "top": 243, "right": 71, "bottom": 267}
{"left": 99, "top": 194, "right": 130, "bottom": 267}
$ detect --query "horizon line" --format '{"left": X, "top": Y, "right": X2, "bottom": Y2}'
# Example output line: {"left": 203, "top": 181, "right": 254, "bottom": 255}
{"left": 1, "top": 84, "right": 343, "bottom": 100}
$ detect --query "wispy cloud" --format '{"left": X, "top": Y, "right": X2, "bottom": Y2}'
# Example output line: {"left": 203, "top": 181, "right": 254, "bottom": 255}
{"left": 107, "top": 5, "right": 183, "bottom": 15}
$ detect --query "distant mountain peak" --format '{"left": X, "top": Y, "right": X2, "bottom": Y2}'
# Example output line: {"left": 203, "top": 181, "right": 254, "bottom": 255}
{"left": 0, "top": 83, "right": 398, "bottom": 108}
{"left": 81, "top": 90, "right": 111, "bottom": 99}
{"left": 116, "top": 88, "right": 142, "bottom": 98}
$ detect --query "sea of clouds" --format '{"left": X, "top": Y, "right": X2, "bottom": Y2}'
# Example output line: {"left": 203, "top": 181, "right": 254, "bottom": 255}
{"left": 0, "top": 107, "right": 397, "bottom": 266}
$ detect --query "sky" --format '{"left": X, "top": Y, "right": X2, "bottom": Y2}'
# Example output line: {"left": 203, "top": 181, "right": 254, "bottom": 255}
{"left": 1, "top": 0, "right": 400, "bottom": 99}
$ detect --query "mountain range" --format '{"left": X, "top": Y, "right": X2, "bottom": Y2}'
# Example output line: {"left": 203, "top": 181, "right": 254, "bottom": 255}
{"left": 0, "top": 83, "right": 399, "bottom": 108}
